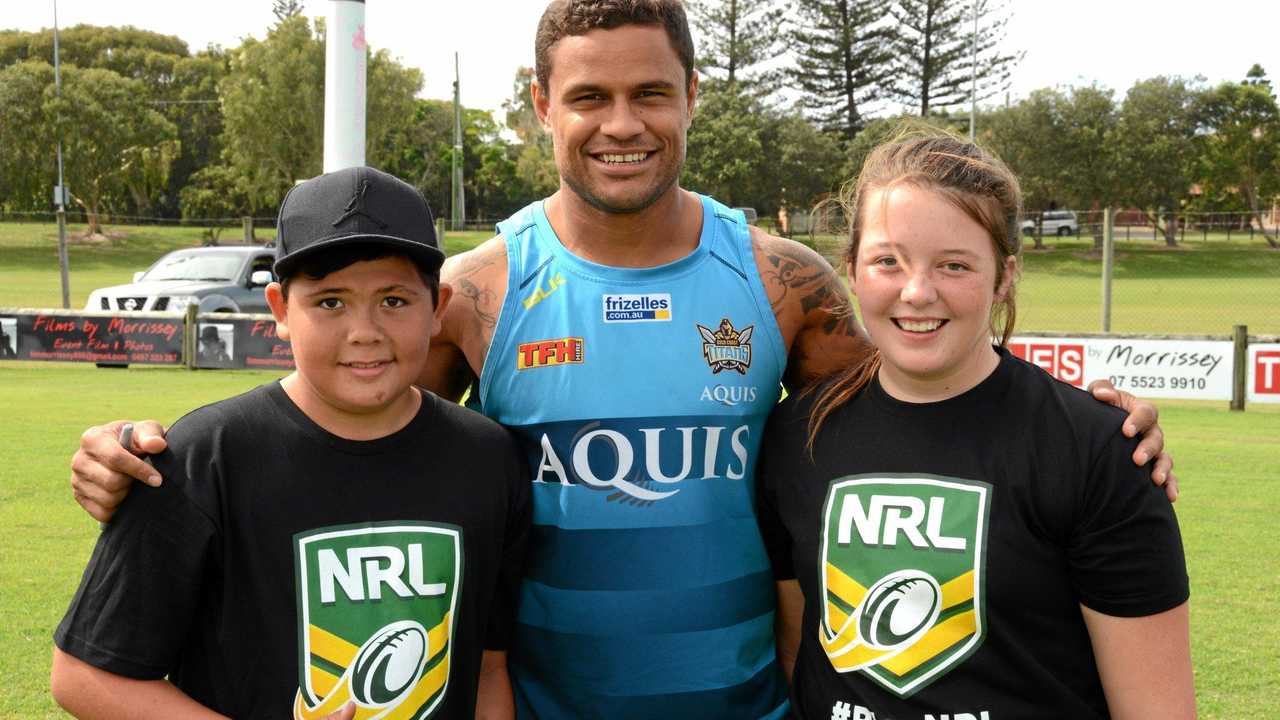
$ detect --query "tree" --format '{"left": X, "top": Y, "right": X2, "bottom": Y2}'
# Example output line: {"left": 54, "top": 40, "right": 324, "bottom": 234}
{"left": 983, "top": 90, "right": 1064, "bottom": 249}
{"left": 890, "top": 0, "right": 1020, "bottom": 116}
{"left": 0, "top": 25, "right": 197, "bottom": 215}
{"left": 1194, "top": 76, "right": 1280, "bottom": 247}
{"left": 765, "top": 113, "right": 844, "bottom": 217}
{"left": 272, "top": 0, "right": 305, "bottom": 22}
{"left": 218, "top": 16, "right": 421, "bottom": 213}
{"left": 0, "top": 61, "right": 56, "bottom": 211}
{"left": 1110, "top": 77, "right": 1200, "bottom": 246}
{"left": 684, "top": 80, "right": 768, "bottom": 207}
{"left": 503, "top": 67, "right": 558, "bottom": 200}
{"left": 178, "top": 164, "right": 253, "bottom": 243}
{"left": 689, "top": 0, "right": 786, "bottom": 89}
{"left": 46, "top": 66, "right": 178, "bottom": 233}
{"left": 1057, "top": 86, "right": 1117, "bottom": 249}
{"left": 789, "top": 0, "right": 895, "bottom": 139}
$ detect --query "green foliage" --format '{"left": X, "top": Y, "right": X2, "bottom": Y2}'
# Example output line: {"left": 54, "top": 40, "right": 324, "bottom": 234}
{"left": 0, "top": 61, "right": 56, "bottom": 210}
{"left": 684, "top": 81, "right": 768, "bottom": 207}
{"left": 766, "top": 113, "right": 845, "bottom": 212}
{"left": 1111, "top": 77, "right": 1201, "bottom": 244}
{"left": 504, "top": 68, "right": 559, "bottom": 200}
{"left": 1193, "top": 77, "right": 1280, "bottom": 247}
{"left": 789, "top": 0, "right": 895, "bottom": 139}
{"left": 48, "top": 66, "right": 178, "bottom": 232}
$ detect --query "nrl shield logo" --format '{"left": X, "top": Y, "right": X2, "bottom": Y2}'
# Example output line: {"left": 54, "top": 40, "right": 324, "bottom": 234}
{"left": 819, "top": 474, "right": 990, "bottom": 697}
{"left": 697, "top": 318, "right": 753, "bottom": 374}
{"left": 292, "top": 522, "right": 462, "bottom": 720}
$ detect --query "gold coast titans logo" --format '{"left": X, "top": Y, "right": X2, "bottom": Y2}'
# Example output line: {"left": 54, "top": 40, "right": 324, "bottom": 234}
{"left": 697, "top": 318, "right": 753, "bottom": 375}
{"left": 819, "top": 475, "right": 990, "bottom": 697}
{"left": 293, "top": 522, "right": 461, "bottom": 719}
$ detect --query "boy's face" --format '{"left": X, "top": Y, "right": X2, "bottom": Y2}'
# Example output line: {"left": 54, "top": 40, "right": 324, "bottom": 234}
{"left": 266, "top": 255, "right": 451, "bottom": 437}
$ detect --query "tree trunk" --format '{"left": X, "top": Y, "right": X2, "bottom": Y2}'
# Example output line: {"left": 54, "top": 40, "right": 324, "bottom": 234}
{"left": 1244, "top": 186, "right": 1279, "bottom": 248}
{"left": 1145, "top": 210, "right": 1177, "bottom": 247}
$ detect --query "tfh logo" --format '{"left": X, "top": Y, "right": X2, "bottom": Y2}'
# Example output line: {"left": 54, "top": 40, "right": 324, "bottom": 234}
{"left": 1256, "top": 351, "right": 1280, "bottom": 394}
{"left": 1009, "top": 342, "right": 1084, "bottom": 386}
{"left": 517, "top": 337, "right": 584, "bottom": 370}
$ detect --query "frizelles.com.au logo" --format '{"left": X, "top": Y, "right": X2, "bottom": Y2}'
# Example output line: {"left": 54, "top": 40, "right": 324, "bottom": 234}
{"left": 602, "top": 293, "right": 672, "bottom": 323}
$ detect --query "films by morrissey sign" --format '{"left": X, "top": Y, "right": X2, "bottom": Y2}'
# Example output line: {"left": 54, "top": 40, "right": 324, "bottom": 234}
{"left": 1009, "top": 336, "right": 1233, "bottom": 401}
{"left": 1, "top": 312, "right": 183, "bottom": 365}
{"left": 194, "top": 316, "right": 294, "bottom": 370}
{"left": 0, "top": 310, "right": 295, "bottom": 370}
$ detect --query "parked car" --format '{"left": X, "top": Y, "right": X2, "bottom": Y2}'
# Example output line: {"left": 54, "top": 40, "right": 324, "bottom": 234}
{"left": 1021, "top": 210, "right": 1079, "bottom": 237}
{"left": 85, "top": 245, "right": 276, "bottom": 314}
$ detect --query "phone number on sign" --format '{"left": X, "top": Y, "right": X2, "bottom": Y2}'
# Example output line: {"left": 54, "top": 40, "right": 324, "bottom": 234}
{"left": 1107, "top": 375, "right": 1207, "bottom": 391}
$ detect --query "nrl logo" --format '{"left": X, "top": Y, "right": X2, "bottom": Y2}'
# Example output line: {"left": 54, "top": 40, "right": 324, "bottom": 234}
{"left": 818, "top": 474, "right": 991, "bottom": 698}
{"left": 696, "top": 318, "right": 753, "bottom": 375}
{"left": 292, "top": 522, "right": 461, "bottom": 720}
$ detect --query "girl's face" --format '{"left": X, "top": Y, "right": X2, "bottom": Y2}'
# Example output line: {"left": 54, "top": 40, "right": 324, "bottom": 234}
{"left": 850, "top": 185, "right": 1016, "bottom": 402}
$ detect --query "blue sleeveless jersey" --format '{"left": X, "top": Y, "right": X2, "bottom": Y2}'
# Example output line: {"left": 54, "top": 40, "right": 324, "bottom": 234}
{"left": 477, "top": 196, "right": 789, "bottom": 718}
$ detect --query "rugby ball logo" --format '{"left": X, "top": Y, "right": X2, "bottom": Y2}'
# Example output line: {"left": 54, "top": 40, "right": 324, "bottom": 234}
{"left": 855, "top": 570, "right": 942, "bottom": 651}
{"left": 350, "top": 621, "right": 430, "bottom": 707}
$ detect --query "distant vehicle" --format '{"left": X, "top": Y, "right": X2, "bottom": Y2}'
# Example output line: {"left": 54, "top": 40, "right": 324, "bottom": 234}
{"left": 85, "top": 245, "right": 276, "bottom": 314}
{"left": 734, "top": 207, "right": 759, "bottom": 225}
{"left": 1021, "top": 210, "right": 1079, "bottom": 237}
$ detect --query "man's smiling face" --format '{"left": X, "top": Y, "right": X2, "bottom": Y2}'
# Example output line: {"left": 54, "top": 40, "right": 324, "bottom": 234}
{"left": 533, "top": 23, "right": 697, "bottom": 214}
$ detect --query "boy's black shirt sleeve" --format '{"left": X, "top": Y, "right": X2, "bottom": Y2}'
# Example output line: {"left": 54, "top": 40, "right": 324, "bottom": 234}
{"left": 54, "top": 415, "right": 221, "bottom": 680}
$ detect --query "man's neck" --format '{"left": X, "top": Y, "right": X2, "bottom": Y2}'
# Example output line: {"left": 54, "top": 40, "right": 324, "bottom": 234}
{"left": 543, "top": 185, "right": 703, "bottom": 268}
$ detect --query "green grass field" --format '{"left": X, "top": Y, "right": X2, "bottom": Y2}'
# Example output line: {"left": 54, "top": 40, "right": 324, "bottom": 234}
{"left": 0, "top": 363, "right": 1275, "bottom": 717}
{"left": 1, "top": 221, "right": 1278, "bottom": 716}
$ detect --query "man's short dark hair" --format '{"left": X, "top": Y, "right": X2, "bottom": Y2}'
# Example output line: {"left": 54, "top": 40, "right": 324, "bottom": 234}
{"left": 279, "top": 244, "right": 441, "bottom": 306}
{"left": 535, "top": 0, "right": 696, "bottom": 92}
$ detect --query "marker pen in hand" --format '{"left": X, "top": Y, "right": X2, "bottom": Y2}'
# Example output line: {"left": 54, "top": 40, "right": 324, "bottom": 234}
{"left": 100, "top": 424, "right": 135, "bottom": 531}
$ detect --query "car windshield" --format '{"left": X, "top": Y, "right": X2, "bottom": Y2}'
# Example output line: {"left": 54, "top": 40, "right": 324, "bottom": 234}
{"left": 142, "top": 252, "right": 243, "bottom": 282}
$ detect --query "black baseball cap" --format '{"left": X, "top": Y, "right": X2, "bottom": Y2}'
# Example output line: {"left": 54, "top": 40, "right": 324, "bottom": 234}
{"left": 273, "top": 166, "right": 444, "bottom": 278}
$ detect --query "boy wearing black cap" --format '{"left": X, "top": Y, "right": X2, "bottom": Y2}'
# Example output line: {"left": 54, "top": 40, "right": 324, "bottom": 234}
{"left": 51, "top": 167, "right": 530, "bottom": 720}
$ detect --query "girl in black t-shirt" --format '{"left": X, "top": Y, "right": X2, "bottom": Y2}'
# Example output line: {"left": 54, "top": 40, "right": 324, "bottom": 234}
{"left": 757, "top": 132, "right": 1194, "bottom": 719}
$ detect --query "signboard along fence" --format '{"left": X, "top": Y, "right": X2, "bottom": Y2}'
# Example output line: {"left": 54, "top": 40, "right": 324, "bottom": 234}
{"left": 0, "top": 308, "right": 293, "bottom": 370}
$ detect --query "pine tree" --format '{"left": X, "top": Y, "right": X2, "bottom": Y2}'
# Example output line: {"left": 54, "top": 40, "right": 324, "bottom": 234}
{"left": 788, "top": 0, "right": 895, "bottom": 140}
{"left": 689, "top": 0, "right": 787, "bottom": 88}
{"left": 891, "top": 0, "right": 1020, "bottom": 116}
{"left": 272, "top": 0, "right": 305, "bottom": 23}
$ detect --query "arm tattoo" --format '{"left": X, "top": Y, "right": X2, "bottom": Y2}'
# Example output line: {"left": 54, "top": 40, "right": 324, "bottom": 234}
{"left": 458, "top": 278, "right": 497, "bottom": 329}
{"left": 762, "top": 247, "right": 827, "bottom": 313}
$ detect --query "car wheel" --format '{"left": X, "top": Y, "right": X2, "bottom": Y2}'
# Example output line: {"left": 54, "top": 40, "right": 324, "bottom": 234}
{"left": 95, "top": 362, "right": 129, "bottom": 369}
{"left": 1021, "top": 226, "right": 1035, "bottom": 237}
{"left": 1058, "top": 227, "right": 1073, "bottom": 236}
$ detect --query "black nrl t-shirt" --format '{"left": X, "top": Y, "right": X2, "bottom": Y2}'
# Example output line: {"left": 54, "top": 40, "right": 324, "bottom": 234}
{"left": 55, "top": 382, "right": 530, "bottom": 719}
{"left": 756, "top": 349, "right": 1188, "bottom": 719}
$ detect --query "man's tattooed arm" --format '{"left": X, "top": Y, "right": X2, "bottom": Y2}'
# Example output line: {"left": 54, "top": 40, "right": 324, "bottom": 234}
{"left": 752, "top": 230, "right": 872, "bottom": 392}
{"left": 419, "top": 237, "right": 509, "bottom": 400}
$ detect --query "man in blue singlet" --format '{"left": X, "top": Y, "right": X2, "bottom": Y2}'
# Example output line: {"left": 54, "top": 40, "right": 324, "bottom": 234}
{"left": 71, "top": 1, "right": 1172, "bottom": 717}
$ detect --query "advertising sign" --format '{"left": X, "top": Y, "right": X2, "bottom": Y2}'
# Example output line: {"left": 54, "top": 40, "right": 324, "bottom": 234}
{"left": 1248, "top": 344, "right": 1280, "bottom": 404}
{"left": 194, "top": 316, "right": 294, "bottom": 370}
{"left": 1009, "top": 336, "right": 1234, "bottom": 401}
{"left": 0, "top": 312, "right": 183, "bottom": 365}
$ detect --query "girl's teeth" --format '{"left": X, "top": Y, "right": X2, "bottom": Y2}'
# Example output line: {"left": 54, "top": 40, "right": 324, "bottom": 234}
{"left": 899, "top": 320, "right": 942, "bottom": 332}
